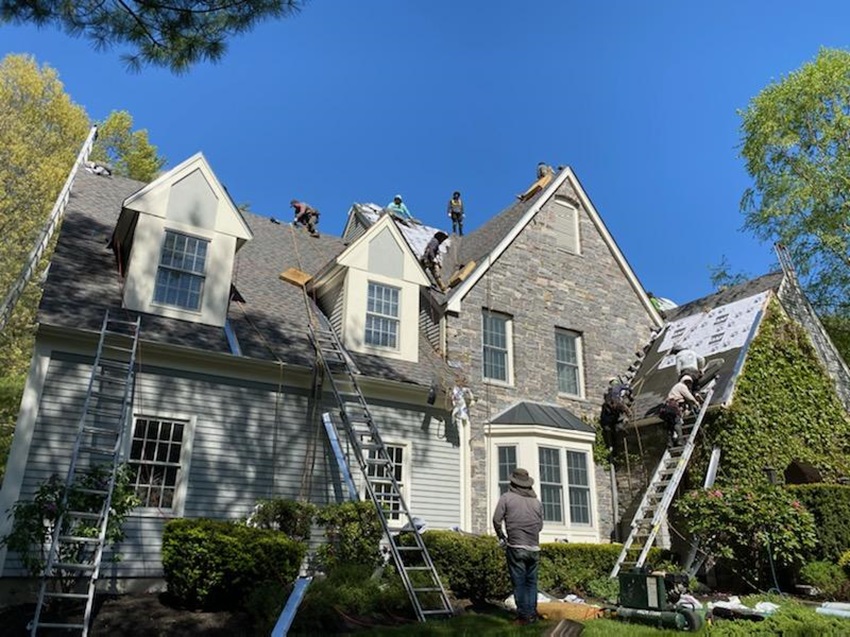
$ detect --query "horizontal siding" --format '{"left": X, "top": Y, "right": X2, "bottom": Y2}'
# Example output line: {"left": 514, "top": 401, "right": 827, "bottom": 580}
{"left": 5, "top": 352, "right": 459, "bottom": 578}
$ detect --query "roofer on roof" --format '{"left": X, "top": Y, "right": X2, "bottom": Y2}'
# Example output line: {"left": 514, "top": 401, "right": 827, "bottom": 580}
{"left": 386, "top": 194, "right": 413, "bottom": 222}
{"left": 290, "top": 199, "right": 320, "bottom": 237}
{"left": 671, "top": 344, "right": 705, "bottom": 385}
{"left": 659, "top": 374, "right": 701, "bottom": 448}
{"left": 447, "top": 191, "right": 464, "bottom": 236}
{"left": 421, "top": 230, "right": 449, "bottom": 292}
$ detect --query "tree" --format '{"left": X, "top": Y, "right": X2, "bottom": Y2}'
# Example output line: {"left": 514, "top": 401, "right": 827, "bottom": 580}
{"left": 91, "top": 110, "right": 165, "bottom": 181}
{"left": 739, "top": 48, "right": 850, "bottom": 362}
{"left": 0, "top": 1, "right": 304, "bottom": 73}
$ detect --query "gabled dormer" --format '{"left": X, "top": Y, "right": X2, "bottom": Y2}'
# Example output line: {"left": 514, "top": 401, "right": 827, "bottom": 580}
{"left": 312, "top": 213, "right": 430, "bottom": 362}
{"left": 111, "top": 153, "right": 253, "bottom": 327}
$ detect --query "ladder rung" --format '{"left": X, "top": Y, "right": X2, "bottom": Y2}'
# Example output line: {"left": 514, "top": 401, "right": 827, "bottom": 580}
{"left": 67, "top": 511, "right": 101, "bottom": 520}
{"left": 44, "top": 591, "right": 90, "bottom": 599}
{"left": 54, "top": 562, "right": 96, "bottom": 571}
{"left": 421, "top": 609, "right": 453, "bottom": 616}
{"left": 82, "top": 425, "right": 119, "bottom": 436}
{"left": 74, "top": 487, "right": 108, "bottom": 496}
{"left": 106, "top": 318, "right": 139, "bottom": 326}
{"left": 90, "top": 391, "right": 125, "bottom": 402}
{"left": 404, "top": 566, "right": 432, "bottom": 571}
{"left": 99, "top": 359, "right": 131, "bottom": 370}
{"left": 36, "top": 623, "right": 86, "bottom": 630}
{"left": 79, "top": 445, "right": 116, "bottom": 455}
{"left": 413, "top": 587, "right": 443, "bottom": 593}
{"left": 59, "top": 535, "right": 101, "bottom": 543}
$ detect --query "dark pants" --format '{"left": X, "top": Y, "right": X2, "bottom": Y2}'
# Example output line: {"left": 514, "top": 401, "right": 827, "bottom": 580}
{"left": 451, "top": 213, "right": 463, "bottom": 236}
{"left": 660, "top": 400, "right": 683, "bottom": 447}
{"left": 506, "top": 547, "right": 540, "bottom": 620}
{"left": 295, "top": 212, "right": 319, "bottom": 236}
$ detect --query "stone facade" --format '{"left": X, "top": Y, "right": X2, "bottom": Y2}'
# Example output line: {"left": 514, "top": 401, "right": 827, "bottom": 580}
{"left": 446, "top": 176, "right": 658, "bottom": 536}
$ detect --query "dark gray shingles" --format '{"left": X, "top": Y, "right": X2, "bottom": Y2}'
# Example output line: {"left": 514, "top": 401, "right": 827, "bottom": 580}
{"left": 40, "top": 172, "right": 451, "bottom": 387}
{"left": 491, "top": 401, "right": 594, "bottom": 433}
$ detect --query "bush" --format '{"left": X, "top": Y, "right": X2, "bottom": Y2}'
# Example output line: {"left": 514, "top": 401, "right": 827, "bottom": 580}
{"left": 840, "top": 550, "right": 850, "bottom": 580}
{"left": 676, "top": 484, "right": 817, "bottom": 590}
{"left": 787, "top": 484, "right": 850, "bottom": 562}
{"left": 161, "top": 518, "right": 306, "bottom": 610}
{"left": 292, "top": 564, "right": 411, "bottom": 633}
{"left": 412, "top": 530, "right": 511, "bottom": 604}
{"left": 248, "top": 498, "right": 316, "bottom": 542}
{"left": 314, "top": 501, "right": 384, "bottom": 570}
{"left": 538, "top": 543, "right": 672, "bottom": 596}
{"left": 798, "top": 561, "right": 850, "bottom": 600}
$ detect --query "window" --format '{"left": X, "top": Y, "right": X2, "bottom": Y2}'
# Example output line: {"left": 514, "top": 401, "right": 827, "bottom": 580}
{"left": 129, "top": 417, "right": 186, "bottom": 509}
{"left": 367, "top": 444, "right": 405, "bottom": 521}
{"left": 566, "top": 450, "right": 591, "bottom": 525}
{"left": 365, "top": 282, "right": 400, "bottom": 348}
{"left": 539, "top": 447, "right": 564, "bottom": 523}
{"left": 497, "top": 446, "right": 517, "bottom": 495}
{"left": 556, "top": 329, "right": 582, "bottom": 396}
{"left": 483, "top": 310, "right": 512, "bottom": 382}
{"left": 153, "top": 231, "right": 208, "bottom": 311}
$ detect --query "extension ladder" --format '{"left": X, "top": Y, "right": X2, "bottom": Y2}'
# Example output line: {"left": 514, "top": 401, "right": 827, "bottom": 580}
{"left": 308, "top": 323, "right": 453, "bottom": 622}
{"left": 30, "top": 311, "right": 140, "bottom": 636}
{"left": 610, "top": 380, "right": 716, "bottom": 578}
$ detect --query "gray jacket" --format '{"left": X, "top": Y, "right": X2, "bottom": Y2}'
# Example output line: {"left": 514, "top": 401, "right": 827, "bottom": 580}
{"left": 492, "top": 489, "right": 544, "bottom": 549}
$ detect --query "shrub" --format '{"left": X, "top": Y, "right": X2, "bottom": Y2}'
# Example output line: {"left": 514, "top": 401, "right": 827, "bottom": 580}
{"left": 0, "top": 464, "right": 139, "bottom": 590}
{"left": 538, "top": 543, "right": 672, "bottom": 595}
{"left": 787, "top": 484, "right": 850, "bottom": 562}
{"left": 292, "top": 564, "right": 411, "bottom": 633}
{"left": 798, "top": 561, "right": 850, "bottom": 600}
{"left": 314, "top": 501, "right": 383, "bottom": 569}
{"left": 840, "top": 550, "right": 850, "bottom": 579}
{"left": 247, "top": 498, "right": 316, "bottom": 542}
{"left": 412, "top": 530, "right": 511, "bottom": 604}
{"left": 676, "top": 484, "right": 817, "bottom": 590}
{"left": 161, "top": 518, "right": 305, "bottom": 610}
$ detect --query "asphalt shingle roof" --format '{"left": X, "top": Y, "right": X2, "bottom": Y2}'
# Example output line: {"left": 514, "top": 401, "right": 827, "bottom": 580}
{"left": 39, "top": 171, "right": 451, "bottom": 387}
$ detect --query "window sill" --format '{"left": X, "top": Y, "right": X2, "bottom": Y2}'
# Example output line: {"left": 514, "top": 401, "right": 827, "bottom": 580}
{"left": 557, "top": 391, "right": 585, "bottom": 401}
{"left": 483, "top": 378, "right": 513, "bottom": 388}
{"left": 130, "top": 508, "right": 179, "bottom": 519}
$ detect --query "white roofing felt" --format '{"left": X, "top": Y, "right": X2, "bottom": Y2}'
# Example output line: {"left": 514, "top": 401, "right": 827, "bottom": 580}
{"left": 357, "top": 203, "right": 450, "bottom": 260}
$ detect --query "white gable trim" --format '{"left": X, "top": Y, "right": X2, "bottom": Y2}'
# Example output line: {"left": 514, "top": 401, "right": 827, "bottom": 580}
{"left": 447, "top": 168, "right": 662, "bottom": 326}
{"left": 123, "top": 152, "right": 253, "bottom": 243}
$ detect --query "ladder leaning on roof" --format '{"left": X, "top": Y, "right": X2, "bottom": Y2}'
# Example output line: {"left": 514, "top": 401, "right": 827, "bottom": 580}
{"left": 610, "top": 380, "right": 716, "bottom": 579}
{"left": 308, "top": 322, "right": 454, "bottom": 623}
{"left": 30, "top": 310, "right": 140, "bottom": 637}
{"left": 0, "top": 126, "right": 98, "bottom": 335}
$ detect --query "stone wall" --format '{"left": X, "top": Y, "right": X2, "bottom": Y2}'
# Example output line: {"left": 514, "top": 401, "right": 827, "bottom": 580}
{"left": 447, "top": 176, "right": 658, "bottom": 535}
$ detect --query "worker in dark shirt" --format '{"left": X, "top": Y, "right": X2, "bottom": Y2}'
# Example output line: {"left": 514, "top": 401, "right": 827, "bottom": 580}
{"left": 290, "top": 199, "right": 320, "bottom": 237}
{"left": 421, "top": 231, "right": 449, "bottom": 292}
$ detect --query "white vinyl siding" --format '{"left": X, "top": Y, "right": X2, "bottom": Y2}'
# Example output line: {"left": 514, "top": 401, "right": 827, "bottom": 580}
{"left": 153, "top": 230, "right": 208, "bottom": 311}
{"left": 365, "top": 281, "right": 400, "bottom": 348}
{"left": 538, "top": 446, "right": 564, "bottom": 523}
{"left": 483, "top": 310, "right": 512, "bottom": 383}
{"left": 556, "top": 329, "right": 583, "bottom": 397}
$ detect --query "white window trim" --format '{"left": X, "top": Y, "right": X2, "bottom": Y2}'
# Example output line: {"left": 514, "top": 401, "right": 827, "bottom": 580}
{"left": 362, "top": 440, "right": 411, "bottom": 530}
{"left": 555, "top": 328, "right": 585, "bottom": 399}
{"left": 364, "top": 280, "right": 401, "bottom": 351}
{"left": 482, "top": 310, "right": 514, "bottom": 386}
{"left": 124, "top": 412, "right": 196, "bottom": 519}
{"left": 553, "top": 196, "right": 581, "bottom": 255}
{"left": 538, "top": 445, "right": 566, "bottom": 524}
{"left": 151, "top": 229, "right": 209, "bottom": 314}
{"left": 565, "top": 449, "right": 593, "bottom": 527}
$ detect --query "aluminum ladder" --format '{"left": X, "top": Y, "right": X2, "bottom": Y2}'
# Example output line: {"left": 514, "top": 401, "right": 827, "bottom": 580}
{"left": 308, "top": 323, "right": 453, "bottom": 622}
{"left": 610, "top": 380, "right": 716, "bottom": 578}
{"left": 30, "top": 310, "right": 141, "bottom": 636}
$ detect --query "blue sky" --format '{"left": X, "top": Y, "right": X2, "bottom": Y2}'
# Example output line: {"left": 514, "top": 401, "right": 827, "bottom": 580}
{"left": 3, "top": 1, "right": 849, "bottom": 304}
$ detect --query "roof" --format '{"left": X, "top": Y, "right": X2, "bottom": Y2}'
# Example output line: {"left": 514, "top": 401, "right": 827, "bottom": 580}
{"left": 352, "top": 203, "right": 450, "bottom": 261}
{"left": 38, "top": 171, "right": 452, "bottom": 387}
{"left": 628, "top": 273, "right": 785, "bottom": 421}
{"left": 490, "top": 401, "right": 594, "bottom": 433}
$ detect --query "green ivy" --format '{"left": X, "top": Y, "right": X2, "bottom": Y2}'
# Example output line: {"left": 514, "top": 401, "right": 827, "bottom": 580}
{"left": 697, "top": 300, "right": 850, "bottom": 486}
{"left": 786, "top": 484, "right": 850, "bottom": 562}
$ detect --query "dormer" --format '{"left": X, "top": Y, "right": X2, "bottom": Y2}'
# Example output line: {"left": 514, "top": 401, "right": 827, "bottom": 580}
{"left": 111, "top": 153, "right": 253, "bottom": 327}
{"left": 312, "top": 214, "right": 430, "bottom": 363}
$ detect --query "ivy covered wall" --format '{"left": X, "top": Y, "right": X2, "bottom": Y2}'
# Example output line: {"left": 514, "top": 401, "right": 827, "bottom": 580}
{"left": 698, "top": 299, "right": 850, "bottom": 485}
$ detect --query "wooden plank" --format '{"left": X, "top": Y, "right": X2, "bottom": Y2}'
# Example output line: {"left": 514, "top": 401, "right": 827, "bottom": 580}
{"left": 448, "top": 260, "right": 476, "bottom": 288}
{"left": 279, "top": 267, "right": 312, "bottom": 287}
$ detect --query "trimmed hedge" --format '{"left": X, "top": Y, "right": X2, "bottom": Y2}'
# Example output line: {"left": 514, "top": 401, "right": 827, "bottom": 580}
{"left": 314, "top": 501, "right": 384, "bottom": 569}
{"left": 787, "top": 484, "right": 850, "bottom": 562}
{"left": 162, "top": 518, "right": 306, "bottom": 610}
{"left": 414, "top": 531, "right": 673, "bottom": 604}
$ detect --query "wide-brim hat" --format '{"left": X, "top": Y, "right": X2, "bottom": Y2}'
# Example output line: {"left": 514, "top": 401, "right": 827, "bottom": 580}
{"left": 510, "top": 468, "right": 534, "bottom": 488}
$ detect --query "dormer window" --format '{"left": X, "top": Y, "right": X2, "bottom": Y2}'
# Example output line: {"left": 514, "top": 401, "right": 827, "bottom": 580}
{"left": 154, "top": 230, "right": 208, "bottom": 311}
{"left": 365, "top": 281, "right": 400, "bottom": 348}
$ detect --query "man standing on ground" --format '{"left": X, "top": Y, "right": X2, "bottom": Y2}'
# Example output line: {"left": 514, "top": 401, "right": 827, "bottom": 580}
{"left": 492, "top": 468, "right": 544, "bottom": 626}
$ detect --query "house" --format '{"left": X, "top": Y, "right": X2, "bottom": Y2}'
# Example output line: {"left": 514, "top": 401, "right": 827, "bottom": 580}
{"left": 0, "top": 154, "right": 661, "bottom": 591}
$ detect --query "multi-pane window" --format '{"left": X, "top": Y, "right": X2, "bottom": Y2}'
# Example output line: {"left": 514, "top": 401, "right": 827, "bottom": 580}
{"left": 153, "top": 231, "right": 208, "bottom": 311}
{"left": 567, "top": 451, "right": 591, "bottom": 525}
{"left": 129, "top": 417, "right": 186, "bottom": 509}
{"left": 365, "top": 282, "right": 400, "bottom": 348}
{"left": 556, "top": 329, "right": 582, "bottom": 396}
{"left": 483, "top": 310, "right": 511, "bottom": 382}
{"left": 538, "top": 447, "right": 564, "bottom": 523}
{"left": 497, "top": 446, "right": 517, "bottom": 495}
{"left": 367, "top": 445, "right": 404, "bottom": 521}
